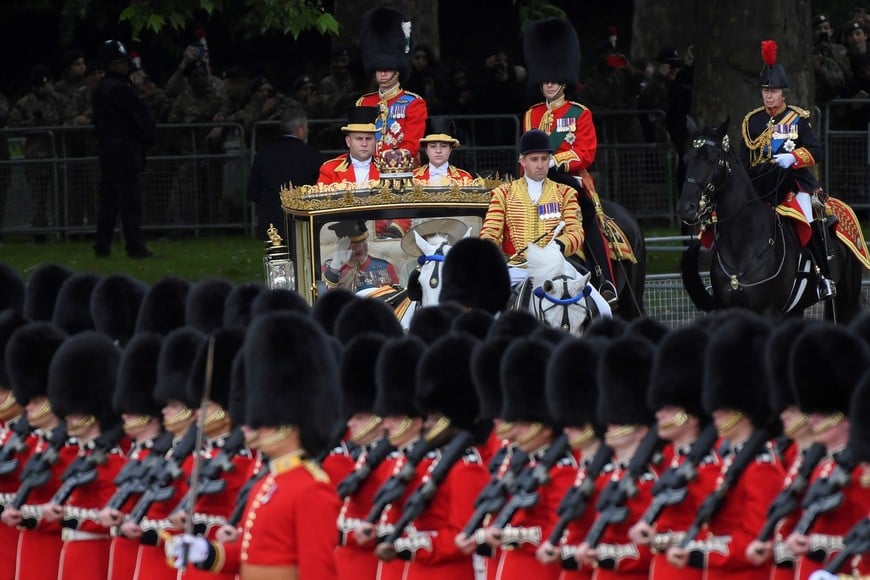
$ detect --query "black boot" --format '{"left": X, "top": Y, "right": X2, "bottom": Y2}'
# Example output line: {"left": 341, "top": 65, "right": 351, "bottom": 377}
{"left": 808, "top": 220, "right": 836, "bottom": 300}
{"left": 582, "top": 210, "right": 618, "bottom": 307}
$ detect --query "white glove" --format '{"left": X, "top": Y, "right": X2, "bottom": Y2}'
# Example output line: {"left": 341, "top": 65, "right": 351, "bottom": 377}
{"left": 808, "top": 572, "right": 837, "bottom": 580}
{"left": 774, "top": 153, "right": 796, "bottom": 168}
{"left": 330, "top": 236, "right": 352, "bottom": 270}
{"left": 167, "top": 533, "right": 210, "bottom": 569}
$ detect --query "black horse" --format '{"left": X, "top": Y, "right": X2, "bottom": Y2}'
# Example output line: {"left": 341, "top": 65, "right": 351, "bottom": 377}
{"left": 678, "top": 120, "right": 864, "bottom": 323}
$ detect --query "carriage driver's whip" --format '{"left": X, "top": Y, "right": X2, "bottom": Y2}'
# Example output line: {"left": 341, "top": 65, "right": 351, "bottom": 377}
{"left": 507, "top": 221, "right": 565, "bottom": 263}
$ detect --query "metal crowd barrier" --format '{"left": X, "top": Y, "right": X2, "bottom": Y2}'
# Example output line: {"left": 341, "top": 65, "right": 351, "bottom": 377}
{"left": 823, "top": 99, "right": 870, "bottom": 213}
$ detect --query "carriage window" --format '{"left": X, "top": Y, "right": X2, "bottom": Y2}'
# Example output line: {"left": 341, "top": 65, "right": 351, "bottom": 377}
{"left": 318, "top": 216, "right": 482, "bottom": 292}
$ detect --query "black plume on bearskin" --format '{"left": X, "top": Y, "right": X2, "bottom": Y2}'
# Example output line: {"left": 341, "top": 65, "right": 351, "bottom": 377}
{"left": 765, "top": 317, "right": 819, "bottom": 414}
{"left": 91, "top": 274, "right": 147, "bottom": 346}
{"left": 416, "top": 333, "right": 480, "bottom": 431}
{"left": 222, "top": 282, "right": 265, "bottom": 330}
{"left": 341, "top": 333, "right": 387, "bottom": 418}
{"left": 702, "top": 311, "right": 772, "bottom": 428}
{"left": 440, "top": 238, "right": 510, "bottom": 315}
{"left": 374, "top": 335, "right": 426, "bottom": 418}
{"left": 409, "top": 303, "right": 464, "bottom": 345}
{"left": 647, "top": 326, "right": 708, "bottom": 418}
{"left": 501, "top": 337, "right": 554, "bottom": 425}
{"left": 312, "top": 288, "right": 358, "bottom": 336}
{"left": 0, "top": 310, "right": 28, "bottom": 387}
{"left": 360, "top": 6, "right": 412, "bottom": 79}
{"left": 849, "top": 371, "right": 870, "bottom": 463}
{"left": 24, "top": 263, "right": 73, "bottom": 322}
{"left": 186, "top": 278, "right": 233, "bottom": 334}
{"left": 244, "top": 312, "right": 340, "bottom": 457}
{"left": 334, "top": 298, "right": 403, "bottom": 345}
{"left": 52, "top": 273, "right": 100, "bottom": 335}
{"left": 154, "top": 326, "right": 205, "bottom": 408}
{"left": 187, "top": 328, "right": 245, "bottom": 412}
{"left": 524, "top": 18, "right": 581, "bottom": 86}
{"left": 135, "top": 276, "right": 190, "bottom": 336}
{"left": 0, "top": 262, "right": 25, "bottom": 315}
{"left": 6, "top": 322, "right": 67, "bottom": 405}
{"left": 598, "top": 335, "right": 655, "bottom": 426}
{"left": 115, "top": 332, "right": 163, "bottom": 417}
{"left": 790, "top": 323, "right": 870, "bottom": 415}
{"left": 48, "top": 331, "right": 121, "bottom": 429}
{"left": 547, "top": 337, "right": 602, "bottom": 430}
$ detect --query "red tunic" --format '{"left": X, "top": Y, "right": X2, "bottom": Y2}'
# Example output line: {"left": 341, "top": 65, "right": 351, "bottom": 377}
{"left": 356, "top": 88, "right": 427, "bottom": 157}
{"left": 322, "top": 442, "right": 357, "bottom": 492}
{"left": 0, "top": 422, "right": 36, "bottom": 580}
{"left": 318, "top": 154, "right": 381, "bottom": 187}
{"left": 412, "top": 164, "right": 473, "bottom": 184}
{"left": 523, "top": 101, "right": 597, "bottom": 177}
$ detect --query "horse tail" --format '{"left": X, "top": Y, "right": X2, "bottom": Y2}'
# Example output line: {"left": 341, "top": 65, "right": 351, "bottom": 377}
{"left": 680, "top": 240, "right": 720, "bottom": 312}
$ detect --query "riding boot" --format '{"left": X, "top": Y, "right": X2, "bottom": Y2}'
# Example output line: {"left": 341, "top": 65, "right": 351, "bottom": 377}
{"left": 808, "top": 220, "right": 836, "bottom": 299}
{"left": 583, "top": 212, "right": 619, "bottom": 307}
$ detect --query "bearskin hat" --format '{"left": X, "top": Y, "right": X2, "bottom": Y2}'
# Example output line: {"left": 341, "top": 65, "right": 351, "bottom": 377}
{"left": 222, "top": 282, "right": 265, "bottom": 330}
{"left": 185, "top": 278, "right": 233, "bottom": 334}
{"left": 626, "top": 316, "right": 670, "bottom": 345}
{"left": 848, "top": 310, "right": 870, "bottom": 347}
{"left": 647, "top": 326, "right": 708, "bottom": 418}
{"left": 312, "top": 288, "right": 359, "bottom": 336}
{"left": 114, "top": 332, "right": 162, "bottom": 417}
{"left": 765, "top": 318, "right": 820, "bottom": 414}
{"left": 243, "top": 312, "right": 341, "bottom": 457}
{"left": 585, "top": 315, "right": 628, "bottom": 340}
{"left": 48, "top": 331, "right": 120, "bottom": 429}
{"left": 451, "top": 309, "right": 494, "bottom": 340}
{"left": 547, "top": 337, "right": 603, "bottom": 429}
{"left": 51, "top": 273, "right": 100, "bottom": 335}
{"left": 0, "top": 262, "right": 25, "bottom": 315}
{"left": 501, "top": 337, "right": 554, "bottom": 425}
{"left": 251, "top": 288, "right": 311, "bottom": 319}
{"left": 789, "top": 324, "right": 870, "bottom": 415}
{"left": 341, "top": 333, "right": 387, "bottom": 418}
{"left": 440, "top": 238, "right": 510, "bottom": 315}
{"left": 374, "top": 335, "right": 426, "bottom": 418}
{"left": 90, "top": 274, "right": 147, "bottom": 346}
{"left": 471, "top": 337, "right": 510, "bottom": 422}
{"left": 154, "top": 326, "right": 205, "bottom": 407}
{"left": 0, "top": 310, "right": 28, "bottom": 388}
{"left": 408, "top": 303, "right": 464, "bottom": 345}
{"left": 135, "top": 276, "right": 190, "bottom": 336}
{"left": 187, "top": 328, "right": 245, "bottom": 412}
{"left": 416, "top": 333, "right": 480, "bottom": 431}
{"left": 524, "top": 18, "right": 581, "bottom": 86}
{"left": 24, "top": 263, "right": 73, "bottom": 322}
{"left": 532, "top": 325, "right": 570, "bottom": 346}
{"left": 360, "top": 6, "right": 413, "bottom": 79}
{"left": 487, "top": 309, "right": 541, "bottom": 340}
{"left": 849, "top": 371, "right": 870, "bottom": 463}
{"left": 6, "top": 322, "right": 67, "bottom": 405}
{"left": 227, "top": 351, "right": 247, "bottom": 427}
{"left": 598, "top": 335, "right": 655, "bottom": 426}
{"left": 702, "top": 312, "right": 772, "bottom": 428}
{"left": 334, "top": 298, "right": 403, "bottom": 345}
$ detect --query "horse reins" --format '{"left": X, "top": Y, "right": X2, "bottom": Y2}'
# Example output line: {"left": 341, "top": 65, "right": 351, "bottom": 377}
{"left": 416, "top": 241, "right": 448, "bottom": 289}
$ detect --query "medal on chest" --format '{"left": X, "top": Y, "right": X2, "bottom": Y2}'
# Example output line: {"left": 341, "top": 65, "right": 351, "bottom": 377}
{"left": 538, "top": 202, "right": 560, "bottom": 220}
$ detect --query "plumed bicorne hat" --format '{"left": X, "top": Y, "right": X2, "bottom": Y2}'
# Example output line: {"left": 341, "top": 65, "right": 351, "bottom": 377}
{"left": 765, "top": 318, "right": 820, "bottom": 414}
{"left": 849, "top": 371, "right": 870, "bottom": 463}
{"left": 135, "top": 276, "right": 190, "bottom": 336}
{"left": 251, "top": 288, "right": 311, "bottom": 319}
{"left": 154, "top": 326, "right": 205, "bottom": 408}
{"left": 228, "top": 351, "right": 246, "bottom": 427}
{"left": 501, "top": 337, "right": 554, "bottom": 425}
{"left": 598, "top": 335, "right": 655, "bottom": 426}
{"left": 0, "top": 310, "right": 28, "bottom": 388}
{"left": 360, "top": 6, "right": 413, "bottom": 79}
{"left": 334, "top": 297, "right": 403, "bottom": 345}
{"left": 416, "top": 333, "right": 481, "bottom": 432}
{"left": 90, "top": 274, "right": 147, "bottom": 346}
{"left": 0, "top": 262, "right": 25, "bottom": 315}
{"left": 760, "top": 40, "right": 789, "bottom": 89}
{"left": 374, "top": 335, "right": 426, "bottom": 418}
{"left": 187, "top": 328, "right": 245, "bottom": 413}
{"left": 222, "top": 282, "right": 265, "bottom": 330}
{"left": 451, "top": 309, "right": 494, "bottom": 341}
{"left": 702, "top": 311, "right": 772, "bottom": 428}
{"left": 48, "top": 331, "right": 120, "bottom": 429}
{"left": 471, "top": 337, "right": 510, "bottom": 422}
{"left": 185, "top": 278, "right": 233, "bottom": 334}
{"left": 647, "top": 326, "right": 708, "bottom": 418}
{"left": 312, "top": 288, "right": 359, "bottom": 336}
{"left": 524, "top": 18, "right": 580, "bottom": 86}
{"left": 408, "top": 303, "right": 464, "bottom": 345}
{"left": 24, "top": 263, "right": 73, "bottom": 322}
{"left": 52, "top": 273, "right": 100, "bottom": 335}
{"left": 440, "top": 238, "right": 510, "bottom": 315}
{"left": 547, "top": 337, "right": 603, "bottom": 430}
{"left": 341, "top": 333, "right": 387, "bottom": 418}
{"left": 6, "top": 322, "right": 67, "bottom": 405}
{"left": 244, "top": 312, "right": 340, "bottom": 457}
{"left": 789, "top": 324, "right": 870, "bottom": 415}
{"left": 114, "top": 332, "right": 163, "bottom": 417}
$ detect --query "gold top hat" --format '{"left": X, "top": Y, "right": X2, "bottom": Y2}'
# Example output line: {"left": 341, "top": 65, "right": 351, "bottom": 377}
{"left": 329, "top": 220, "right": 369, "bottom": 242}
{"left": 400, "top": 218, "right": 469, "bottom": 256}
{"left": 341, "top": 106, "right": 379, "bottom": 134}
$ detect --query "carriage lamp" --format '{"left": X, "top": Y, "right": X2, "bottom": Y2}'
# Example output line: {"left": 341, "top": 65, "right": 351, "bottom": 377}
{"left": 263, "top": 224, "right": 295, "bottom": 290}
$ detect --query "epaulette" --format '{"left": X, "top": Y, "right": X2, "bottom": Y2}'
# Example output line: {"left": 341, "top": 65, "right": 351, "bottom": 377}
{"left": 304, "top": 460, "right": 331, "bottom": 484}
{"left": 569, "top": 100, "right": 590, "bottom": 112}
{"left": 462, "top": 448, "right": 482, "bottom": 465}
{"left": 742, "top": 106, "right": 766, "bottom": 128}
{"left": 787, "top": 105, "right": 812, "bottom": 118}
{"left": 402, "top": 90, "right": 423, "bottom": 101}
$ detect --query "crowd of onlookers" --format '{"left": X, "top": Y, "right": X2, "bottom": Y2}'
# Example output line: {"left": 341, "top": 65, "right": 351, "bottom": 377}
{"left": 813, "top": 9, "right": 870, "bottom": 128}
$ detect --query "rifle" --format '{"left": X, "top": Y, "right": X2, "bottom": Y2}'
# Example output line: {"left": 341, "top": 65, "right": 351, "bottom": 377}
{"left": 678, "top": 429, "right": 771, "bottom": 549}
{"left": 822, "top": 517, "right": 870, "bottom": 573}
{"left": 640, "top": 423, "right": 720, "bottom": 527}
{"left": 460, "top": 447, "right": 530, "bottom": 542}
{"left": 12, "top": 422, "right": 69, "bottom": 529}
{"left": 227, "top": 461, "right": 267, "bottom": 527}
{"left": 381, "top": 431, "right": 475, "bottom": 547}
{"left": 104, "top": 430, "right": 175, "bottom": 511}
{"left": 337, "top": 437, "right": 395, "bottom": 500}
{"left": 0, "top": 417, "right": 32, "bottom": 476}
{"left": 793, "top": 447, "right": 855, "bottom": 537}
{"left": 583, "top": 429, "right": 663, "bottom": 549}
{"left": 490, "top": 433, "right": 570, "bottom": 530}
{"left": 755, "top": 442, "right": 826, "bottom": 542}
{"left": 547, "top": 443, "right": 613, "bottom": 562}
{"left": 126, "top": 425, "right": 199, "bottom": 525}
{"left": 51, "top": 423, "right": 126, "bottom": 508}
{"left": 365, "top": 436, "right": 434, "bottom": 527}
{"left": 171, "top": 426, "right": 247, "bottom": 521}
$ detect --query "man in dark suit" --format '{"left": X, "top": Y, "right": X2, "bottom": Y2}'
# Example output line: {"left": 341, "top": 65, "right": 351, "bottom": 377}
{"left": 247, "top": 107, "right": 325, "bottom": 240}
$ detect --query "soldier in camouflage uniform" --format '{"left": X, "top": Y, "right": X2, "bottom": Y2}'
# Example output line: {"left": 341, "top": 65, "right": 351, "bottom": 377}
{"left": 53, "top": 49, "right": 86, "bottom": 101}
{"left": 64, "top": 61, "right": 104, "bottom": 226}
{"left": 813, "top": 14, "right": 852, "bottom": 107}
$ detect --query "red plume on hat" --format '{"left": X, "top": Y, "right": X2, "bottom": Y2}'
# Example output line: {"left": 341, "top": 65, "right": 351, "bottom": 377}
{"left": 759, "top": 39, "right": 788, "bottom": 89}
{"left": 761, "top": 40, "right": 777, "bottom": 67}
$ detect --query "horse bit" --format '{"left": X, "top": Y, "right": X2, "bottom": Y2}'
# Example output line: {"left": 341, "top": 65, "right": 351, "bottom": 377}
{"left": 684, "top": 134, "right": 732, "bottom": 227}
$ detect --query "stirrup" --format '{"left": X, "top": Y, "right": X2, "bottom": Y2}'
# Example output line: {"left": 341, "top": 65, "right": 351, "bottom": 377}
{"left": 599, "top": 280, "right": 619, "bottom": 307}
{"left": 818, "top": 277, "right": 837, "bottom": 300}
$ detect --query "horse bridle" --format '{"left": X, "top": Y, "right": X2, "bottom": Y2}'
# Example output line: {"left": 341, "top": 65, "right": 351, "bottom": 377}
{"left": 684, "top": 135, "right": 732, "bottom": 226}
{"left": 416, "top": 242, "right": 448, "bottom": 289}
{"left": 532, "top": 276, "right": 592, "bottom": 331}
